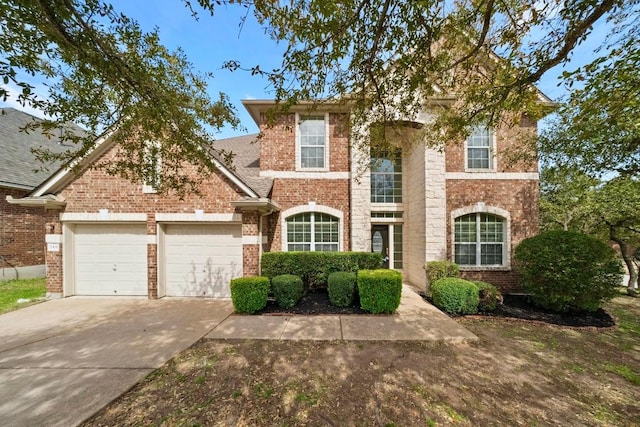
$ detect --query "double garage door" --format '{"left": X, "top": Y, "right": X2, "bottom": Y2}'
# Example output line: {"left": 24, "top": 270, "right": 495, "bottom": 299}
{"left": 72, "top": 223, "right": 242, "bottom": 297}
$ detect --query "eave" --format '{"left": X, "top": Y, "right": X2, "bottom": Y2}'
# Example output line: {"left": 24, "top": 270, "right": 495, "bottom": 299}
{"left": 6, "top": 194, "right": 66, "bottom": 209}
{"left": 231, "top": 197, "right": 280, "bottom": 214}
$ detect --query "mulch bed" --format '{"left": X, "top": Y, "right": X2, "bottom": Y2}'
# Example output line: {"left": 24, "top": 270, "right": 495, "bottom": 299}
{"left": 259, "top": 289, "right": 616, "bottom": 328}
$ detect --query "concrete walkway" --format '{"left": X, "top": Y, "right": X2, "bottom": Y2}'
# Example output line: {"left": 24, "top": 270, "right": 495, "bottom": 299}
{"left": 207, "top": 285, "right": 478, "bottom": 343}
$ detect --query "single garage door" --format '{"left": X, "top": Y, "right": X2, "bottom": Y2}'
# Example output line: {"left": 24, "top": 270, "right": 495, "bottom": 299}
{"left": 73, "top": 223, "right": 148, "bottom": 296}
{"left": 163, "top": 224, "right": 242, "bottom": 297}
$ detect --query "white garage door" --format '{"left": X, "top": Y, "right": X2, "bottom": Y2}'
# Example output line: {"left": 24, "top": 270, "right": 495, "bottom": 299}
{"left": 163, "top": 224, "right": 242, "bottom": 297}
{"left": 73, "top": 223, "right": 148, "bottom": 296}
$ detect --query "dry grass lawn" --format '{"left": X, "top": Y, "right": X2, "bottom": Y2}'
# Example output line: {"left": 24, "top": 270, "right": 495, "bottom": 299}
{"left": 86, "top": 294, "right": 640, "bottom": 426}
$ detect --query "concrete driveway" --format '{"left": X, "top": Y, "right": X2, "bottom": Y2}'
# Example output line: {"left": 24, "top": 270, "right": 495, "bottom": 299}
{"left": 0, "top": 297, "right": 233, "bottom": 427}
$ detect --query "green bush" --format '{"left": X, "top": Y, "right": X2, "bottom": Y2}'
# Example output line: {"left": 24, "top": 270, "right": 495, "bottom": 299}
{"left": 431, "top": 278, "right": 479, "bottom": 315}
{"left": 230, "top": 277, "right": 269, "bottom": 314}
{"left": 271, "top": 274, "right": 304, "bottom": 309}
{"left": 261, "top": 252, "right": 382, "bottom": 290}
{"left": 424, "top": 261, "right": 460, "bottom": 286}
{"left": 358, "top": 269, "right": 403, "bottom": 314}
{"left": 515, "top": 230, "right": 623, "bottom": 313}
{"left": 328, "top": 271, "right": 357, "bottom": 307}
{"left": 473, "top": 281, "right": 501, "bottom": 312}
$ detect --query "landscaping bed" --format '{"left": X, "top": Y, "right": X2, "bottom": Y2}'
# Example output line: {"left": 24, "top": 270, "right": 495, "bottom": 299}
{"left": 258, "top": 287, "right": 617, "bottom": 329}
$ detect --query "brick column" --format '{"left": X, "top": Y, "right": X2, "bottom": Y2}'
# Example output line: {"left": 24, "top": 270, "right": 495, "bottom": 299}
{"left": 44, "top": 219, "right": 63, "bottom": 298}
{"left": 242, "top": 211, "right": 260, "bottom": 277}
{"left": 147, "top": 214, "right": 158, "bottom": 298}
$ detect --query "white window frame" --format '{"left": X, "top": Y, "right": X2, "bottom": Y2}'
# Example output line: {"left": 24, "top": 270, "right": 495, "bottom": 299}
{"left": 464, "top": 125, "right": 497, "bottom": 172}
{"left": 296, "top": 112, "right": 330, "bottom": 172}
{"left": 142, "top": 140, "right": 162, "bottom": 193}
{"left": 450, "top": 204, "right": 511, "bottom": 270}
{"left": 370, "top": 149, "right": 403, "bottom": 204}
{"left": 281, "top": 204, "right": 343, "bottom": 251}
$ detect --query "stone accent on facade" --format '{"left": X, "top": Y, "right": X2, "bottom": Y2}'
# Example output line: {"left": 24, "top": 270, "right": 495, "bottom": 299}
{"left": 403, "top": 143, "right": 427, "bottom": 288}
{"left": 350, "top": 145, "right": 372, "bottom": 252}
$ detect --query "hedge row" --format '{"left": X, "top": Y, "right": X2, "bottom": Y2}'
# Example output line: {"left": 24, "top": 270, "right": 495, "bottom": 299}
{"left": 231, "top": 269, "right": 402, "bottom": 314}
{"left": 261, "top": 251, "right": 382, "bottom": 290}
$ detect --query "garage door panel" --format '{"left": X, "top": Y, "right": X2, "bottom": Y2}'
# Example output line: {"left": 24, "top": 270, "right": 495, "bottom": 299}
{"left": 164, "top": 224, "right": 242, "bottom": 297}
{"left": 73, "top": 224, "right": 148, "bottom": 296}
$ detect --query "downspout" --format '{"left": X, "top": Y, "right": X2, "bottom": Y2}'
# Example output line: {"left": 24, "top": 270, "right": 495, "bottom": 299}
{"left": 258, "top": 209, "right": 275, "bottom": 275}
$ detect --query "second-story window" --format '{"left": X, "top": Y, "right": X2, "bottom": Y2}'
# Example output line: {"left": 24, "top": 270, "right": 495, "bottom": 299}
{"left": 370, "top": 149, "right": 402, "bottom": 203}
{"left": 299, "top": 115, "right": 327, "bottom": 169}
{"left": 466, "top": 125, "right": 493, "bottom": 170}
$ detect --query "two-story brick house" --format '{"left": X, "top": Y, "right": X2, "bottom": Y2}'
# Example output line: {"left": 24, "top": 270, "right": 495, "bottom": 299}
{"left": 9, "top": 99, "right": 540, "bottom": 298}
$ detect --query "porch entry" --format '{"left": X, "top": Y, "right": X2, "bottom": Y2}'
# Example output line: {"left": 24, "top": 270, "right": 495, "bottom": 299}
{"left": 371, "top": 225, "right": 390, "bottom": 268}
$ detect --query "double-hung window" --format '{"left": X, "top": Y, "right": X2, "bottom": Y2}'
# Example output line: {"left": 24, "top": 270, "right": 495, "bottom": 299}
{"left": 298, "top": 115, "right": 327, "bottom": 169}
{"left": 466, "top": 126, "right": 493, "bottom": 170}
{"left": 454, "top": 213, "right": 504, "bottom": 266}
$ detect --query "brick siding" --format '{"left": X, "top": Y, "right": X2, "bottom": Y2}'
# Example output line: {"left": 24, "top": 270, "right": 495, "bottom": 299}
{"left": 0, "top": 187, "right": 48, "bottom": 269}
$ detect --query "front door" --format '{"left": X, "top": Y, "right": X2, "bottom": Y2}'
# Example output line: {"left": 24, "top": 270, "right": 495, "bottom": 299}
{"left": 371, "top": 225, "right": 390, "bottom": 268}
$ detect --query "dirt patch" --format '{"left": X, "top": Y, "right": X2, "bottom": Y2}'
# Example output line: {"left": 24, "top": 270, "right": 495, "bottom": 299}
{"left": 260, "top": 289, "right": 366, "bottom": 315}
{"left": 85, "top": 295, "right": 640, "bottom": 426}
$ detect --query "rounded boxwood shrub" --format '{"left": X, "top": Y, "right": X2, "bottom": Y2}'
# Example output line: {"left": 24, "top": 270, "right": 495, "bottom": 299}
{"left": 473, "top": 281, "right": 501, "bottom": 312}
{"left": 271, "top": 274, "right": 304, "bottom": 309}
{"left": 328, "top": 271, "right": 357, "bottom": 307}
{"left": 230, "top": 277, "right": 269, "bottom": 314}
{"left": 514, "top": 230, "right": 623, "bottom": 313}
{"left": 431, "top": 278, "right": 479, "bottom": 315}
{"left": 358, "top": 269, "right": 403, "bottom": 314}
{"left": 424, "top": 261, "right": 460, "bottom": 286}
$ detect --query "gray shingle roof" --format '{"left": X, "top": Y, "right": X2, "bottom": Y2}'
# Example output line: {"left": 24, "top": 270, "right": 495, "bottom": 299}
{"left": 211, "top": 134, "right": 273, "bottom": 198}
{"left": 0, "top": 108, "right": 80, "bottom": 189}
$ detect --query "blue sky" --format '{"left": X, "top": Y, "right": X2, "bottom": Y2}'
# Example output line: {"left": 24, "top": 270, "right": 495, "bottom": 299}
{"left": 0, "top": 1, "right": 608, "bottom": 138}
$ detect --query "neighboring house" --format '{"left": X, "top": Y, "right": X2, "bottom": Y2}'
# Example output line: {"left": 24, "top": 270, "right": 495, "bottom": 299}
{"left": 0, "top": 108, "right": 74, "bottom": 280}
{"left": 8, "top": 98, "right": 544, "bottom": 298}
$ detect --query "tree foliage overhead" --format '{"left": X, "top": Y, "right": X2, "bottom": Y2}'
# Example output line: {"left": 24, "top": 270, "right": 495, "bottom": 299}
{"left": 1, "top": 0, "right": 239, "bottom": 195}
{"left": 539, "top": 26, "right": 640, "bottom": 177}
{"left": 201, "top": 0, "right": 637, "bottom": 148}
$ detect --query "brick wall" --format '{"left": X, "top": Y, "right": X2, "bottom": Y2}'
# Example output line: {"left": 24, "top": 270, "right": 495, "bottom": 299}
{"left": 259, "top": 112, "right": 350, "bottom": 172}
{"left": 446, "top": 179, "right": 539, "bottom": 292}
{"left": 0, "top": 187, "right": 48, "bottom": 268}
{"left": 258, "top": 111, "right": 352, "bottom": 252}
{"left": 445, "top": 117, "right": 538, "bottom": 173}
{"left": 267, "top": 179, "right": 351, "bottom": 251}
{"left": 47, "top": 142, "right": 263, "bottom": 297}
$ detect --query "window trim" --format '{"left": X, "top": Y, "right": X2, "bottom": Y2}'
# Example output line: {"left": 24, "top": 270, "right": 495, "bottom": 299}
{"left": 370, "top": 149, "right": 403, "bottom": 203}
{"left": 296, "top": 112, "right": 330, "bottom": 172}
{"left": 142, "top": 140, "right": 162, "bottom": 194}
{"left": 451, "top": 204, "right": 511, "bottom": 270}
{"left": 464, "top": 125, "right": 497, "bottom": 172}
{"left": 281, "top": 204, "right": 343, "bottom": 251}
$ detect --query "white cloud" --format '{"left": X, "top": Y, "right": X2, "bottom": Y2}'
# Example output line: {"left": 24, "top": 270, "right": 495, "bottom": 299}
{"left": 0, "top": 84, "right": 51, "bottom": 119}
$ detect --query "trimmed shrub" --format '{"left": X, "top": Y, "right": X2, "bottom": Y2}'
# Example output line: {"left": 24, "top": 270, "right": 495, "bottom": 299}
{"left": 515, "top": 231, "right": 623, "bottom": 313}
{"left": 431, "top": 278, "right": 479, "bottom": 315}
{"left": 328, "top": 271, "right": 357, "bottom": 307}
{"left": 261, "top": 252, "right": 382, "bottom": 290}
{"left": 473, "top": 281, "right": 501, "bottom": 312}
{"left": 230, "top": 276, "right": 269, "bottom": 314}
{"left": 358, "top": 269, "right": 403, "bottom": 314}
{"left": 271, "top": 274, "right": 304, "bottom": 309}
{"left": 424, "top": 261, "right": 459, "bottom": 289}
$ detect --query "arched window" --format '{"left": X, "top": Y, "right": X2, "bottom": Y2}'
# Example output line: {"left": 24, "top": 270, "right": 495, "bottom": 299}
{"left": 454, "top": 213, "right": 505, "bottom": 266}
{"left": 286, "top": 212, "right": 339, "bottom": 251}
